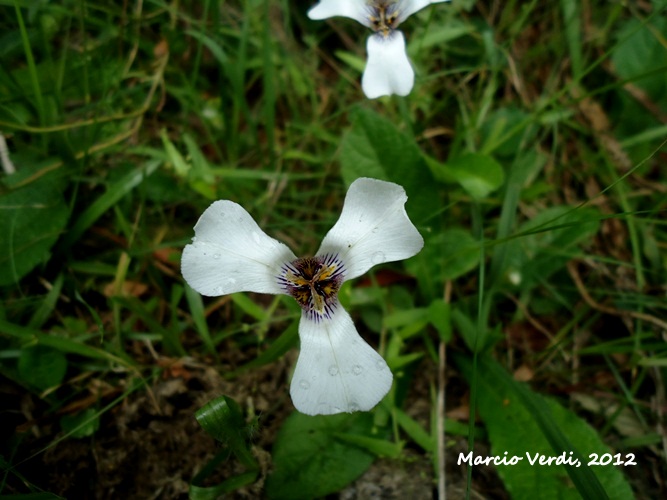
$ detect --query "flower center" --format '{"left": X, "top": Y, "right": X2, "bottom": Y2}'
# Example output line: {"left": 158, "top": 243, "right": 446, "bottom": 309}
{"left": 279, "top": 254, "right": 344, "bottom": 320}
{"left": 368, "top": 1, "right": 400, "bottom": 37}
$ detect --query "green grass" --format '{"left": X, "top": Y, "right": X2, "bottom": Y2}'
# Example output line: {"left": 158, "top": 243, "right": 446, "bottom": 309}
{"left": 1, "top": 0, "right": 666, "bottom": 498}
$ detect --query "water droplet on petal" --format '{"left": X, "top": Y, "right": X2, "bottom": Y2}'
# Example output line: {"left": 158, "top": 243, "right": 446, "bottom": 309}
{"left": 376, "top": 359, "right": 386, "bottom": 371}
{"left": 213, "top": 253, "right": 221, "bottom": 260}
{"left": 371, "top": 226, "right": 379, "bottom": 233}
{"left": 371, "top": 251, "right": 385, "bottom": 265}
{"left": 252, "top": 232, "right": 262, "bottom": 245}
{"left": 213, "top": 286, "right": 223, "bottom": 295}
{"left": 352, "top": 364, "right": 363, "bottom": 375}
{"left": 226, "top": 278, "right": 237, "bottom": 287}
{"left": 328, "top": 365, "right": 339, "bottom": 376}
{"left": 349, "top": 402, "right": 360, "bottom": 412}
{"left": 299, "top": 379, "right": 310, "bottom": 390}
{"left": 192, "top": 236, "right": 197, "bottom": 242}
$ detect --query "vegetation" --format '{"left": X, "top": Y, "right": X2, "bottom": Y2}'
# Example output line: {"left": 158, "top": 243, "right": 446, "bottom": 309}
{"left": 1, "top": 0, "right": 666, "bottom": 498}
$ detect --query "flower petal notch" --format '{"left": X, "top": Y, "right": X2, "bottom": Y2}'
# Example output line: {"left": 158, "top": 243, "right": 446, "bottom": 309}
{"left": 317, "top": 177, "right": 424, "bottom": 281}
{"left": 308, "top": 0, "right": 450, "bottom": 98}
{"left": 181, "top": 178, "right": 424, "bottom": 416}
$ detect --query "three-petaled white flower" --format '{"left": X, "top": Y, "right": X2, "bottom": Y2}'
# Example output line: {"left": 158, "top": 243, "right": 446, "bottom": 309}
{"left": 308, "top": 0, "right": 449, "bottom": 99}
{"left": 182, "top": 178, "right": 423, "bottom": 415}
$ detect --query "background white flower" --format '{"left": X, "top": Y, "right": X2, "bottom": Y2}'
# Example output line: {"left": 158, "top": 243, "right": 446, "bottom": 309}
{"left": 308, "top": 0, "right": 449, "bottom": 99}
{"left": 182, "top": 177, "right": 423, "bottom": 415}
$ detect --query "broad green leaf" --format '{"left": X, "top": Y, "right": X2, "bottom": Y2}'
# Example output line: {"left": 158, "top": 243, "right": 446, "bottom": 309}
{"left": 18, "top": 345, "right": 67, "bottom": 391}
{"left": 266, "top": 413, "right": 376, "bottom": 500}
{"left": 0, "top": 164, "right": 68, "bottom": 285}
{"left": 438, "top": 228, "right": 480, "bottom": 280}
{"left": 192, "top": 397, "right": 259, "bottom": 498}
{"left": 612, "top": 17, "right": 667, "bottom": 101}
{"left": 196, "top": 395, "right": 258, "bottom": 470}
{"left": 339, "top": 108, "right": 439, "bottom": 224}
{"left": 60, "top": 408, "right": 100, "bottom": 438}
{"left": 429, "top": 153, "right": 505, "bottom": 200}
{"left": 458, "top": 355, "right": 633, "bottom": 500}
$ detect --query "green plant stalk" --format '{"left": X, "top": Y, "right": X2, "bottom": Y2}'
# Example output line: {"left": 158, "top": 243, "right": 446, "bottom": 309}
{"left": 603, "top": 160, "right": 646, "bottom": 358}
{"left": 262, "top": 0, "right": 276, "bottom": 169}
{"left": 560, "top": 0, "right": 583, "bottom": 82}
{"left": 466, "top": 202, "right": 486, "bottom": 500}
{"left": 14, "top": 2, "right": 45, "bottom": 128}
{"left": 600, "top": 354, "right": 648, "bottom": 437}
{"left": 78, "top": 0, "right": 91, "bottom": 105}
{"left": 190, "top": 0, "right": 211, "bottom": 88}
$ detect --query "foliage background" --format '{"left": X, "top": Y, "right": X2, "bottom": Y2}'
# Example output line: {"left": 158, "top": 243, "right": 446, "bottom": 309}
{"left": 1, "top": 0, "right": 666, "bottom": 498}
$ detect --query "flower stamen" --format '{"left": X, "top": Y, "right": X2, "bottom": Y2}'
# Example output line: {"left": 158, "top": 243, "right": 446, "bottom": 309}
{"left": 279, "top": 254, "right": 344, "bottom": 320}
{"left": 367, "top": 1, "right": 400, "bottom": 37}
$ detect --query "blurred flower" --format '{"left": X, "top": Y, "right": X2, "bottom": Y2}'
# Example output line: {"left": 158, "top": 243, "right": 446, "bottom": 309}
{"left": 308, "top": 0, "right": 449, "bottom": 99}
{"left": 182, "top": 178, "right": 423, "bottom": 415}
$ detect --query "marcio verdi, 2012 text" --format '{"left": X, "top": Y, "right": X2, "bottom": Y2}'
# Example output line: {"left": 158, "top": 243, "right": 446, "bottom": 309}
{"left": 458, "top": 451, "right": 638, "bottom": 468}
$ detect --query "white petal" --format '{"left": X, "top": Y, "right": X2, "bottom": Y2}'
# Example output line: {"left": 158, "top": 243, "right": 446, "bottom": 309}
{"left": 181, "top": 200, "right": 296, "bottom": 296}
{"left": 290, "top": 305, "right": 392, "bottom": 415}
{"left": 362, "top": 32, "right": 414, "bottom": 99}
{"left": 317, "top": 178, "right": 423, "bottom": 281}
{"left": 307, "top": 0, "right": 370, "bottom": 27}
{"left": 398, "top": 0, "right": 450, "bottom": 23}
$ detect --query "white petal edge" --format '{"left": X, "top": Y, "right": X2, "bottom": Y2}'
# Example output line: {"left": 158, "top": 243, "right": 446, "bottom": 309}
{"left": 290, "top": 305, "right": 392, "bottom": 415}
{"left": 307, "top": 0, "right": 370, "bottom": 27}
{"left": 398, "top": 0, "right": 450, "bottom": 23}
{"left": 316, "top": 177, "right": 424, "bottom": 281}
{"left": 362, "top": 32, "right": 414, "bottom": 99}
{"left": 181, "top": 200, "right": 296, "bottom": 296}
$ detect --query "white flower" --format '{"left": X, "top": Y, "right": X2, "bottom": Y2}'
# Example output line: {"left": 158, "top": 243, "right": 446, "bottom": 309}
{"left": 308, "top": 0, "right": 449, "bottom": 99}
{"left": 182, "top": 178, "right": 423, "bottom": 415}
